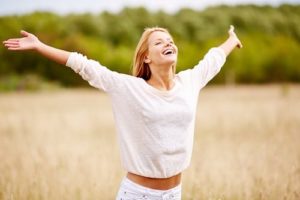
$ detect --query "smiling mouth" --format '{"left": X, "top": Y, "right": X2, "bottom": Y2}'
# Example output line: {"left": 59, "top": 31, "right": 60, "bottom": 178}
{"left": 162, "top": 49, "right": 175, "bottom": 55}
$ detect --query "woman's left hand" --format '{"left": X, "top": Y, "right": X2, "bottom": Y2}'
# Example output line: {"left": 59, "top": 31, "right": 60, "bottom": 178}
{"left": 228, "top": 25, "right": 243, "bottom": 49}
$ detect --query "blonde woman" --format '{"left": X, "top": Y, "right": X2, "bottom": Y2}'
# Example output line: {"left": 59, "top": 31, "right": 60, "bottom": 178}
{"left": 3, "top": 25, "right": 242, "bottom": 200}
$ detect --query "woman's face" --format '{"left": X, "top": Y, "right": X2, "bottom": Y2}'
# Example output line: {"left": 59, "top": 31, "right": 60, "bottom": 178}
{"left": 146, "top": 31, "right": 178, "bottom": 67}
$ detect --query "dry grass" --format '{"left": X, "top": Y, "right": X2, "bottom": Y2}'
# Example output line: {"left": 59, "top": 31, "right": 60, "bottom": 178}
{"left": 0, "top": 85, "right": 299, "bottom": 200}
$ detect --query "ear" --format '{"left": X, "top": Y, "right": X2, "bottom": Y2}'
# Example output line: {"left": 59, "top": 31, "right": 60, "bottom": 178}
{"left": 144, "top": 56, "right": 151, "bottom": 64}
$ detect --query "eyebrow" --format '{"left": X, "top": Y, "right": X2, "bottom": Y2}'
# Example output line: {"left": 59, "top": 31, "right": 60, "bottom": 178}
{"left": 153, "top": 38, "right": 173, "bottom": 42}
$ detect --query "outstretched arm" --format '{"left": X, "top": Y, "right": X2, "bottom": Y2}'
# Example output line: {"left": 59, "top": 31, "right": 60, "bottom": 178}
{"left": 3, "top": 30, "right": 70, "bottom": 65}
{"left": 219, "top": 25, "right": 243, "bottom": 56}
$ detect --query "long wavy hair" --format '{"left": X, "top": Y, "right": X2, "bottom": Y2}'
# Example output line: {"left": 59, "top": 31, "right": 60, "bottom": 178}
{"left": 132, "top": 27, "right": 176, "bottom": 80}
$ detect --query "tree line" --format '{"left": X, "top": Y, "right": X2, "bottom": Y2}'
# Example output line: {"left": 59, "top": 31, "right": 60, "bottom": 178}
{"left": 0, "top": 4, "right": 300, "bottom": 90}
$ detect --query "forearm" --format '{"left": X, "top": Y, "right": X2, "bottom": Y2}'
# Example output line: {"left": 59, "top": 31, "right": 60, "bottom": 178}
{"left": 218, "top": 36, "right": 240, "bottom": 57}
{"left": 36, "top": 42, "right": 71, "bottom": 65}
{"left": 3, "top": 30, "right": 71, "bottom": 65}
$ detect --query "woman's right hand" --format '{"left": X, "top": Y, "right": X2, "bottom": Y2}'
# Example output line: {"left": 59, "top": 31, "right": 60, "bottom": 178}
{"left": 3, "top": 30, "right": 41, "bottom": 51}
{"left": 3, "top": 30, "right": 70, "bottom": 65}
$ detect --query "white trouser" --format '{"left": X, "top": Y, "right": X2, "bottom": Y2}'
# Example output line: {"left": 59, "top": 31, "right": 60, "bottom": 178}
{"left": 116, "top": 177, "right": 182, "bottom": 200}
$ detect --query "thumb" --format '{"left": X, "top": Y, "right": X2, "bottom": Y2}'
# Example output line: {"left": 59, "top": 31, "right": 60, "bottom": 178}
{"left": 20, "top": 30, "right": 30, "bottom": 37}
{"left": 229, "top": 25, "right": 234, "bottom": 32}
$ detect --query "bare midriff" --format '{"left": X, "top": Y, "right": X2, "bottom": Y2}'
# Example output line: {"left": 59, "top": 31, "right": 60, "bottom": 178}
{"left": 127, "top": 172, "right": 182, "bottom": 190}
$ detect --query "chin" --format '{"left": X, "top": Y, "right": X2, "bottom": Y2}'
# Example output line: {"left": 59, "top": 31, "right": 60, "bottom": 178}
{"left": 164, "top": 56, "right": 177, "bottom": 63}
{"left": 160, "top": 61, "right": 177, "bottom": 69}
{"left": 167, "top": 58, "right": 177, "bottom": 65}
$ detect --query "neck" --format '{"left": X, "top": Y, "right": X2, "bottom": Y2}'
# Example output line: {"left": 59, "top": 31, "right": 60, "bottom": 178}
{"left": 147, "top": 64, "right": 175, "bottom": 91}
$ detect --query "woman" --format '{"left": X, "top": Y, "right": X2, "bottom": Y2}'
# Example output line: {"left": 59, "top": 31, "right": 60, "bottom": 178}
{"left": 3, "top": 25, "right": 242, "bottom": 200}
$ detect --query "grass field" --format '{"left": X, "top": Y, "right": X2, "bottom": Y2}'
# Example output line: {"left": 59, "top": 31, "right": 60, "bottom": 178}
{"left": 0, "top": 85, "right": 299, "bottom": 200}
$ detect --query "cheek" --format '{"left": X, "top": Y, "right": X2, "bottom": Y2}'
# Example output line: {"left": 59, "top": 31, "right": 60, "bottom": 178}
{"left": 148, "top": 48, "right": 161, "bottom": 59}
{"left": 174, "top": 45, "right": 178, "bottom": 53}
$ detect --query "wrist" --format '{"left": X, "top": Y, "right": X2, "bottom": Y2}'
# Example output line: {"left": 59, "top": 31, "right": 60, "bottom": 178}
{"left": 34, "top": 40, "right": 44, "bottom": 52}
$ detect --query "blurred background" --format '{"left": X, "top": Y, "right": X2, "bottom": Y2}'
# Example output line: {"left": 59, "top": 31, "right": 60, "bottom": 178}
{"left": 0, "top": 1, "right": 300, "bottom": 200}
{"left": 0, "top": 0, "right": 300, "bottom": 90}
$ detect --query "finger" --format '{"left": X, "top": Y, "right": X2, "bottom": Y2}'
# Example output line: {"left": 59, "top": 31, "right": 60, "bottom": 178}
{"left": 237, "top": 41, "right": 243, "bottom": 49}
{"left": 5, "top": 42, "right": 19, "bottom": 47}
{"left": 4, "top": 44, "right": 19, "bottom": 49}
{"left": 7, "top": 47, "right": 22, "bottom": 50}
{"left": 5, "top": 45, "right": 20, "bottom": 50}
{"left": 230, "top": 25, "right": 234, "bottom": 32}
{"left": 3, "top": 39, "right": 20, "bottom": 42}
{"left": 3, "top": 41, "right": 19, "bottom": 45}
{"left": 21, "top": 30, "right": 30, "bottom": 37}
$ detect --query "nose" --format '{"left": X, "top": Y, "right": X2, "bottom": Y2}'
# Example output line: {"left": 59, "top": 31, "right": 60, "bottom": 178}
{"left": 165, "top": 41, "right": 172, "bottom": 47}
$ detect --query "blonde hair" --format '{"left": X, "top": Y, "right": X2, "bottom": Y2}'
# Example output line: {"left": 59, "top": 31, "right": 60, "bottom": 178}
{"left": 132, "top": 27, "right": 176, "bottom": 80}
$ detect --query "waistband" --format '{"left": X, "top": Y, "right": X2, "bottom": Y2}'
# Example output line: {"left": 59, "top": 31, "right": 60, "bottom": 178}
{"left": 121, "top": 176, "right": 182, "bottom": 196}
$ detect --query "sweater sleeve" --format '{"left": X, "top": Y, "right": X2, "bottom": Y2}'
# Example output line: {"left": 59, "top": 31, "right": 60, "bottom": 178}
{"left": 66, "top": 52, "right": 122, "bottom": 93}
{"left": 178, "top": 47, "right": 226, "bottom": 95}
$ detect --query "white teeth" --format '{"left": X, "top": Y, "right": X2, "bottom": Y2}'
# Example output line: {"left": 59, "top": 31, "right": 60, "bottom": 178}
{"left": 163, "top": 49, "right": 174, "bottom": 55}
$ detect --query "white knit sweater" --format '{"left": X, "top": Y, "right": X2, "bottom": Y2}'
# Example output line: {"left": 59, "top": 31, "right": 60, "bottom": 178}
{"left": 66, "top": 47, "right": 226, "bottom": 178}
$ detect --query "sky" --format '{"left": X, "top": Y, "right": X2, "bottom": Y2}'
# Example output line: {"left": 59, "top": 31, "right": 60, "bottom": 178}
{"left": 0, "top": 0, "right": 299, "bottom": 16}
